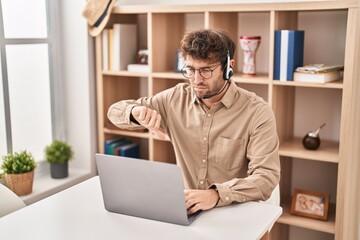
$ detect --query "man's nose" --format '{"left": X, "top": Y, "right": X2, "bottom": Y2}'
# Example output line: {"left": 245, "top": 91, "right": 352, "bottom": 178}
{"left": 193, "top": 70, "right": 204, "bottom": 84}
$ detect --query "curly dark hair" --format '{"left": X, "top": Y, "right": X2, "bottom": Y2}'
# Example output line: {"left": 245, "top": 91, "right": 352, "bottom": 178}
{"left": 180, "top": 29, "right": 236, "bottom": 69}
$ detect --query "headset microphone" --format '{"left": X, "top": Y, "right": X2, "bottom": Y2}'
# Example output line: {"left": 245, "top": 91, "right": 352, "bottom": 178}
{"left": 201, "top": 81, "right": 229, "bottom": 99}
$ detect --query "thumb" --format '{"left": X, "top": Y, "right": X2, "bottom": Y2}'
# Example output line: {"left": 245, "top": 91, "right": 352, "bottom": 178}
{"left": 151, "top": 116, "right": 166, "bottom": 140}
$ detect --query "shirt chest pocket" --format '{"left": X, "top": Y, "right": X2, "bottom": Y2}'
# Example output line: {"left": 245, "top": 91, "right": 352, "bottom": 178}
{"left": 215, "top": 137, "right": 247, "bottom": 171}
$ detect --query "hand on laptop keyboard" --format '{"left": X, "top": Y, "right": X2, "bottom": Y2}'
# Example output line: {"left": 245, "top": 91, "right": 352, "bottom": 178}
{"left": 184, "top": 189, "right": 220, "bottom": 214}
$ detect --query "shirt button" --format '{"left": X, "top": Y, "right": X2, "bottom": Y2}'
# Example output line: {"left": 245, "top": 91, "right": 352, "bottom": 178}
{"left": 202, "top": 159, "right": 206, "bottom": 163}
{"left": 203, "top": 137, "right": 207, "bottom": 141}
{"left": 199, "top": 181, "right": 204, "bottom": 185}
{"left": 207, "top": 114, "right": 211, "bottom": 117}
{"left": 225, "top": 196, "right": 230, "bottom": 201}
{"left": 242, "top": 198, "right": 246, "bottom": 202}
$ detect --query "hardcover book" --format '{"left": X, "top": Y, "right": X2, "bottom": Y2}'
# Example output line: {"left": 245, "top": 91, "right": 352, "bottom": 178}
{"left": 118, "top": 142, "right": 140, "bottom": 158}
{"left": 293, "top": 71, "right": 341, "bottom": 83}
{"left": 102, "top": 29, "right": 109, "bottom": 71}
{"left": 274, "top": 30, "right": 304, "bottom": 81}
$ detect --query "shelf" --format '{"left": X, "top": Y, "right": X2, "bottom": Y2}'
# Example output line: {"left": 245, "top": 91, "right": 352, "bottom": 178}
{"left": 277, "top": 199, "right": 336, "bottom": 234}
{"left": 232, "top": 73, "right": 269, "bottom": 85}
{"left": 279, "top": 138, "right": 339, "bottom": 163}
{"left": 152, "top": 71, "right": 184, "bottom": 79}
{"left": 103, "top": 70, "right": 149, "bottom": 78}
{"left": 273, "top": 79, "right": 343, "bottom": 89}
{"left": 95, "top": 3, "right": 360, "bottom": 239}
{"left": 104, "top": 127, "right": 150, "bottom": 139}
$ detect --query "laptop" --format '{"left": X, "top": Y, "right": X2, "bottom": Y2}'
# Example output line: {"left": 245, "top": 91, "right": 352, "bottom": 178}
{"left": 95, "top": 153, "right": 202, "bottom": 225}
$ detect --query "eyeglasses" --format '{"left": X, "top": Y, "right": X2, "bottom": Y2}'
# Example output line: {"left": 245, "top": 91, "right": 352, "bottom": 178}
{"left": 181, "top": 63, "right": 221, "bottom": 79}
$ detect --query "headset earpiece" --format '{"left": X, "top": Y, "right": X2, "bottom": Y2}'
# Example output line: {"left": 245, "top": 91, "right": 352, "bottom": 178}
{"left": 223, "top": 51, "right": 233, "bottom": 80}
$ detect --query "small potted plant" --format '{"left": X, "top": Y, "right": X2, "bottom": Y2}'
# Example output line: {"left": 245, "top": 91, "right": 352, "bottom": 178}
{"left": 1, "top": 150, "right": 37, "bottom": 196}
{"left": 45, "top": 140, "right": 73, "bottom": 179}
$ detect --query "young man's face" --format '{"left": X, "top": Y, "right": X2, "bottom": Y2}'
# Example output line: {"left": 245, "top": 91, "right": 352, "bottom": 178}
{"left": 184, "top": 56, "right": 225, "bottom": 100}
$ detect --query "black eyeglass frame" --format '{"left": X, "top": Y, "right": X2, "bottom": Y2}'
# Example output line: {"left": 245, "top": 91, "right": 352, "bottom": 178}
{"left": 181, "top": 63, "right": 222, "bottom": 79}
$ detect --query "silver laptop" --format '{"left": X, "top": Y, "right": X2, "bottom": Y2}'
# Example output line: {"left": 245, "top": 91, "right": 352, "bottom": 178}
{"left": 95, "top": 153, "right": 202, "bottom": 225}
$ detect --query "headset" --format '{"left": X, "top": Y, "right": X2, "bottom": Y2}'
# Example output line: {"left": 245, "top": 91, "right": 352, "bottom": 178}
{"left": 223, "top": 51, "right": 233, "bottom": 80}
{"left": 215, "top": 31, "right": 233, "bottom": 81}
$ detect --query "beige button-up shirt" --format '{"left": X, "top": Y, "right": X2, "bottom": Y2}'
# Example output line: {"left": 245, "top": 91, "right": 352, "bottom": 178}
{"left": 108, "top": 81, "right": 280, "bottom": 207}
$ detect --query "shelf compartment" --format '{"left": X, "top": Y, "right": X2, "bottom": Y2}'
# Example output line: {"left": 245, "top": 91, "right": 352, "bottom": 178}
{"left": 152, "top": 77, "right": 186, "bottom": 95}
{"left": 151, "top": 12, "right": 205, "bottom": 72}
{"left": 279, "top": 138, "right": 339, "bottom": 163}
{"left": 208, "top": 11, "right": 271, "bottom": 78}
{"left": 277, "top": 198, "right": 335, "bottom": 234}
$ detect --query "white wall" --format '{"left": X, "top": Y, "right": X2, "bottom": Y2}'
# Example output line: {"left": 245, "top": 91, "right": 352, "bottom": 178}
{"left": 59, "top": 0, "right": 97, "bottom": 174}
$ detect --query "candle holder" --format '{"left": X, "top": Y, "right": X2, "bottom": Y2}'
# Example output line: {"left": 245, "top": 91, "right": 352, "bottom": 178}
{"left": 239, "top": 36, "right": 261, "bottom": 76}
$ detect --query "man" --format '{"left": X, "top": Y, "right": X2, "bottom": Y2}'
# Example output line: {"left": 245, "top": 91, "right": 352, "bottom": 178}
{"left": 107, "top": 29, "right": 280, "bottom": 215}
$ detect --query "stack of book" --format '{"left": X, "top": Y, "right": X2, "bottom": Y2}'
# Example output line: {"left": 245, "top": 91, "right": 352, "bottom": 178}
{"left": 293, "top": 64, "right": 344, "bottom": 83}
{"left": 102, "top": 24, "right": 137, "bottom": 71}
{"left": 104, "top": 137, "right": 140, "bottom": 158}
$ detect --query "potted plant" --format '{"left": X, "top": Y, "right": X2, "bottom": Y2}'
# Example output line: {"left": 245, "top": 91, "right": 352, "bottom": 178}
{"left": 45, "top": 140, "right": 73, "bottom": 179}
{"left": 1, "top": 150, "right": 37, "bottom": 196}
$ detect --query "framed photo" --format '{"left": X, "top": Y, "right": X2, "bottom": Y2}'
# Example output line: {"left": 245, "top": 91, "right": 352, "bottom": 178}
{"left": 290, "top": 189, "right": 330, "bottom": 221}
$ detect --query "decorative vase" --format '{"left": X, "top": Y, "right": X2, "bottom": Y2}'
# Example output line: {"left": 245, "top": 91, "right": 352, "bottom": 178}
{"left": 239, "top": 36, "right": 261, "bottom": 76}
{"left": 5, "top": 171, "right": 34, "bottom": 196}
{"left": 50, "top": 162, "right": 68, "bottom": 179}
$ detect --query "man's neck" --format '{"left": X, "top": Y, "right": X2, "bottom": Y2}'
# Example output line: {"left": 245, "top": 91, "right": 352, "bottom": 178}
{"left": 201, "top": 82, "right": 230, "bottom": 109}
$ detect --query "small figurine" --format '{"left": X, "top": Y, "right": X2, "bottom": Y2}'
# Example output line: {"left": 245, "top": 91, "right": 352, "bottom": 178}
{"left": 302, "top": 123, "right": 326, "bottom": 150}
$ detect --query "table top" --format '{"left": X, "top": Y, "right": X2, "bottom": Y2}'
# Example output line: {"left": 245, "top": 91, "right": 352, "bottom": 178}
{"left": 0, "top": 176, "right": 282, "bottom": 240}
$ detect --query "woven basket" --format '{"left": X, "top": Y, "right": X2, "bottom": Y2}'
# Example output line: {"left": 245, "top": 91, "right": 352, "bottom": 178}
{"left": 5, "top": 171, "right": 34, "bottom": 196}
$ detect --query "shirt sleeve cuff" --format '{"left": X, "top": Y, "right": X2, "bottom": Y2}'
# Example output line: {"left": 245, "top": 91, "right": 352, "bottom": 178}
{"left": 209, "top": 183, "right": 233, "bottom": 207}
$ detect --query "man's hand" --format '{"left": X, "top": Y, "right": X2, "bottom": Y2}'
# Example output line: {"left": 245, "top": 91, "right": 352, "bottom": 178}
{"left": 184, "top": 189, "right": 220, "bottom": 214}
{"left": 131, "top": 106, "right": 166, "bottom": 140}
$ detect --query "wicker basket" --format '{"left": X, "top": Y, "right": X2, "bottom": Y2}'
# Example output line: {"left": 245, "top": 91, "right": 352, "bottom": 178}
{"left": 5, "top": 171, "right": 34, "bottom": 196}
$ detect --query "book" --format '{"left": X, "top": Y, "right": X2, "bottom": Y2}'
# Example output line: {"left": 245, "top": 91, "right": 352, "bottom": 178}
{"left": 104, "top": 137, "right": 123, "bottom": 154}
{"left": 118, "top": 142, "right": 140, "bottom": 158}
{"left": 112, "top": 24, "right": 137, "bottom": 70}
{"left": 108, "top": 28, "right": 114, "bottom": 70}
{"left": 127, "top": 64, "right": 149, "bottom": 73}
{"left": 293, "top": 71, "right": 341, "bottom": 83}
{"left": 108, "top": 139, "right": 131, "bottom": 155}
{"left": 295, "top": 64, "right": 344, "bottom": 73}
{"left": 274, "top": 30, "right": 304, "bottom": 81}
{"left": 102, "top": 29, "right": 109, "bottom": 71}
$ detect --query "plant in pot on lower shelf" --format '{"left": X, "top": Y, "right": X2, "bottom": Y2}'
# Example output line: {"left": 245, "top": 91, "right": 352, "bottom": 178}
{"left": 0, "top": 150, "right": 37, "bottom": 196}
{"left": 45, "top": 140, "right": 73, "bottom": 179}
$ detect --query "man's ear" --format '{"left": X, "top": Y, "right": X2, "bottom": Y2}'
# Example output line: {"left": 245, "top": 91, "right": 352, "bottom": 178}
{"left": 230, "top": 59, "right": 235, "bottom": 69}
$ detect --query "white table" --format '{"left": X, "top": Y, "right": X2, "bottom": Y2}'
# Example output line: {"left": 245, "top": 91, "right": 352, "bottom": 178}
{"left": 0, "top": 176, "right": 282, "bottom": 240}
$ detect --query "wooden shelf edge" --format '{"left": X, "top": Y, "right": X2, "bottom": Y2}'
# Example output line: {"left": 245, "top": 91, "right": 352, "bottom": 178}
{"left": 103, "top": 128, "right": 150, "bottom": 139}
{"left": 103, "top": 70, "right": 149, "bottom": 78}
{"left": 152, "top": 72, "right": 184, "bottom": 79}
{"left": 112, "top": 1, "right": 357, "bottom": 14}
{"left": 232, "top": 73, "right": 269, "bottom": 85}
{"left": 277, "top": 200, "right": 336, "bottom": 234}
{"left": 279, "top": 138, "right": 339, "bottom": 163}
{"left": 272, "top": 80, "right": 343, "bottom": 89}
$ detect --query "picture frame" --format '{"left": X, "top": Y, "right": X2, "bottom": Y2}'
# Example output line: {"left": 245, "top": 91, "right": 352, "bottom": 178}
{"left": 290, "top": 189, "right": 330, "bottom": 221}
